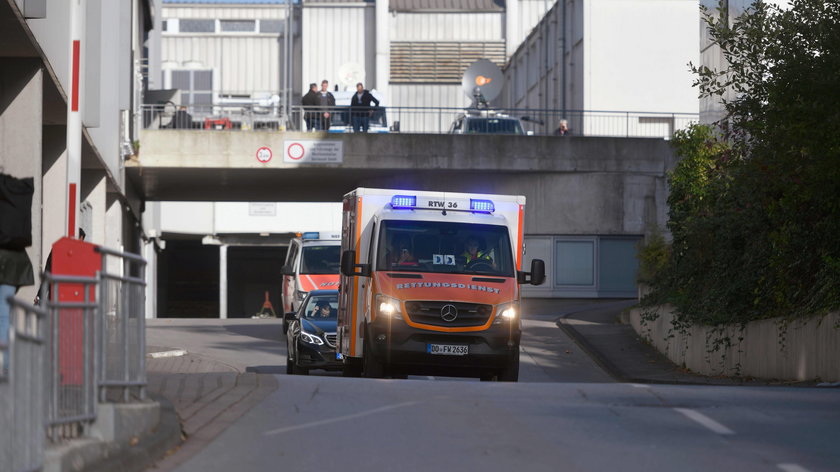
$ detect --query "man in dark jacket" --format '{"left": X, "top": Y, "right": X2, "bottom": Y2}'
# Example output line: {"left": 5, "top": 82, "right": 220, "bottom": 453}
{"left": 301, "top": 83, "right": 318, "bottom": 131}
{"left": 350, "top": 82, "right": 380, "bottom": 133}
{"left": 317, "top": 80, "right": 336, "bottom": 131}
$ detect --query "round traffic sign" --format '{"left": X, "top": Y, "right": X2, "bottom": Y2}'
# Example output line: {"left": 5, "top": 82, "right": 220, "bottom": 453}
{"left": 256, "top": 146, "right": 272, "bottom": 163}
{"left": 287, "top": 142, "right": 305, "bottom": 160}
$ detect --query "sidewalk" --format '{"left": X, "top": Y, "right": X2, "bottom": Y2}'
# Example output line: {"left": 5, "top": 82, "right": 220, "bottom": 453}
{"left": 549, "top": 299, "right": 816, "bottom": 386}
{"left": 144, "top": 347, "right": 278, "bottom": 471}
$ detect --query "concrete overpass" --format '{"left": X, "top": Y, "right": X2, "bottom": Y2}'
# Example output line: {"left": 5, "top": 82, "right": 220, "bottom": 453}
{"left": 133, "top": 131, "right": 675, "bottom": 236}
{"left": 135, "top": 130, "right": 677, "bottom": 299}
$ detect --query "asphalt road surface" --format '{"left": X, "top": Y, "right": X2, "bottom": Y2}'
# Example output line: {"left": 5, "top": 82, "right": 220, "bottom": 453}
{"left": 147, "top": 301, "right": 840, "bottom": 472}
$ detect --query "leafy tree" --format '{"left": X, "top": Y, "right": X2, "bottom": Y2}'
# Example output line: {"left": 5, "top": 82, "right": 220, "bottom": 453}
{"left": 646, "top": 0, "right": 840, "bottom": 324}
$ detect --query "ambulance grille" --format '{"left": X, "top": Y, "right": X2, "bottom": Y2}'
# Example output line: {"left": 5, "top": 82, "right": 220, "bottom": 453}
{"left": 404, "top": 301, "right": 493, "bottom": 327}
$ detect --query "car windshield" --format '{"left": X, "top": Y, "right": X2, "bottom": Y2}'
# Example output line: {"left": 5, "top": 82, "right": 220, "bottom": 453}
{"left": 329, "top": 106, "right": 388, "bottom": 128}
{"left": 376, "top": 221, "right": 515, "bottom": 277}
{"left": 303, "top": 294, "right": 338, "bottom": 320}
{"left": 300, "top": 245, "right": 341, "bottom": 274}
{"left": 466, "top": 118, "right": 523, "bottom": 135}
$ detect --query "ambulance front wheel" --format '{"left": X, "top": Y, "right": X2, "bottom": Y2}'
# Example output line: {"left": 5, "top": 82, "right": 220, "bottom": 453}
{"left": 498, "top": 349, "right": 520, "bottom": 382}
{"left": 363, "top": 331, "right": 386, "bottom": 378}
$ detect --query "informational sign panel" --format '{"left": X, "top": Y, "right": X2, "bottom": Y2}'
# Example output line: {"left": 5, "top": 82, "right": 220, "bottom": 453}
{"left": 249, "top": 202, "right": 277, "bottom": 216}
{"left": 283, "top": 140, "right": 343, "bottom": 164}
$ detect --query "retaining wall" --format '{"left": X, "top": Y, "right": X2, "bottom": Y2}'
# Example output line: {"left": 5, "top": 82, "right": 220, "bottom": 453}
{"left": 628, "top": 306, "right": 840, "bottom": 382}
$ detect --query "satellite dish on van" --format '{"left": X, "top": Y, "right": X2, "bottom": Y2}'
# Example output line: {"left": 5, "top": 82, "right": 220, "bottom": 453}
{"left": 462, "top": 59, "right": 504, "bottom": 107}
{"left": 338, "top": 62, "right": 365, "bottom": 90}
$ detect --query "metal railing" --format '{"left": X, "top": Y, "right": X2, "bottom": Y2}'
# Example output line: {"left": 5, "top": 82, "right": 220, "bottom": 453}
{"left": 0, "top": 297, "right": 47, "bottom": 472}
{"left": 141, "top": 103, "right": 698, "bottom": 139}
{"left": 0, "top": 246, "right": 147, "bottom": 470}
{"left": 96, "top": 246, "right": 147, "bottom": 403}
{"left": 44, "top": 273, "right": 99, "bottom": 441}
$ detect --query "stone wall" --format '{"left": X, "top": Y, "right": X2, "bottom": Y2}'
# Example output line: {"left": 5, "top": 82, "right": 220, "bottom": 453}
{"left": 629, "top": 306, "right": 840, "bottom": 382}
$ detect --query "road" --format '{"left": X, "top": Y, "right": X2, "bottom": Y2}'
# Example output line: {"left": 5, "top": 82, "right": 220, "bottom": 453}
{"left": 146, "top": 300, "right": 840, "bottom": 472}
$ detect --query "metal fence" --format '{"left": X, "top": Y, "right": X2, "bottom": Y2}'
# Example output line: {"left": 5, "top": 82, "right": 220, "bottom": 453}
{"left": 0, "top": 246, "right": 147, "bottom": 470}
{"left": 141, "top": 103, "right": 698, "bottom": 139}
{"left": 96, "top": 247, "right": 147, "bottom": 403}
{"left": 45, "top": 274, "right": 99, "bottom": 441}
{"left": 0, "top": 297, "right": 47, "bottom": 472}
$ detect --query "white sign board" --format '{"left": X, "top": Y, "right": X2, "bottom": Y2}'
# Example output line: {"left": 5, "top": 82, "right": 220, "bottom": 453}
{"left": 283, "top": 140, "right": 343, "bottom": 164}
{"left": 249, "top": 202, "right": 277, "bottom": 216}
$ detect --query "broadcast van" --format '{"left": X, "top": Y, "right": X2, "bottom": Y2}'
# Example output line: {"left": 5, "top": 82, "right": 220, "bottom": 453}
{"left": 337, "top": 188, "right": 545, "bottom": 381}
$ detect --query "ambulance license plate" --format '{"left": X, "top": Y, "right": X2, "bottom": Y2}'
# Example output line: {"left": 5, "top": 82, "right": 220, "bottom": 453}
{"left": 427, "top": 344, "right": 468, "bottom": 356}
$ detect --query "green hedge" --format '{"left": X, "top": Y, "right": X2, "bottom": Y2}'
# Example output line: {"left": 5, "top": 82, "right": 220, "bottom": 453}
{"left": 640, "top": 0, "right": 840, "bottom": 325}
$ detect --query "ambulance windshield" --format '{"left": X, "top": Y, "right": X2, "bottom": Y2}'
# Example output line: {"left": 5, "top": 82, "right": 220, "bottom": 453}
{"left": 377, "top": 221, "right": 515, "bottom": 277}
{"left": 300, "top": 245, "right": 341, "bottom": 274}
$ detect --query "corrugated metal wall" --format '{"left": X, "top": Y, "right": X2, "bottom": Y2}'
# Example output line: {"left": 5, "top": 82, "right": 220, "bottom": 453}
{"left": 501, "top": 1, "right": 568, "bottom": 134}
{"left": 161, "top": 5, "right": 288, "bottom": 95}
{"left": 390, "top": 12, "right": 503, "bottom": 41}
{"left": 164, "top": 6, "right": 286, "bottom": 20}
{"left": 302, "top": 5, "right": 374, "bottom": 93}
{"left": 514, "top": 0, "right": 554, "bottom": 47}
{"left": 162, "top": 35, "right": 282, "bottom": 94}
{"left": 389, "top": 84, "right": 471, "bottom": 133}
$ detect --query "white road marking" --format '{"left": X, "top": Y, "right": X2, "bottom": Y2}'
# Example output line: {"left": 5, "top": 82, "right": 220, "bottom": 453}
{"left": 146, "top": 349, "right": 187, "bottom": 359}
{"left": 673, "top": 408, "right": 735, "bottom": 435}
{"left": 264, "top": 401, "right": 419, "bottom": 436}
{"left": 777, "top": 464, "right": 811, "bottom": 472}
{"left": 629, "top": 384, "right": 650, "bottom": 389}
{"left": 426, "top": 376, "right": 435, "bottom": 380}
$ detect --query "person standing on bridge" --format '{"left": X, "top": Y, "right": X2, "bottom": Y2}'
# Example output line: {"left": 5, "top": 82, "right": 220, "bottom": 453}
{"left": 301, "top": 83, "right": 318, "bottom": 131}
{"left": 317, "top": 80, "right": 336, "bottom": 131}
{"left": 350, "top": 82, "right": 379, "bottom": 133}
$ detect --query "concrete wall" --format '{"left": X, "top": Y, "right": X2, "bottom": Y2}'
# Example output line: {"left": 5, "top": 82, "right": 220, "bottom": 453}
{"left": 0, "top": 60, "right": 43, "bottom": 302}
{"left": 629, "top": 306, "right": 840, "bottom": 382}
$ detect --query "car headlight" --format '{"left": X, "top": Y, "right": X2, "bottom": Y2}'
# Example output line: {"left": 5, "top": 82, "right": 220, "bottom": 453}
{"left": 295, "top": 290, "right": 308, "bottom": 302}
{"left": 375, "top": 294, "right": 403, "bottom": 320}
{"left": 300, "top": 330, "right": 324, "bottom": 345}
{"left": 494, "top": 302, "right": 519, "bottom": 324}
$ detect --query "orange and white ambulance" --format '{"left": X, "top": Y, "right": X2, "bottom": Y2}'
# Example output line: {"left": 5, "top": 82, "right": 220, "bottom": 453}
{"left": 281, "top": 232, "right": 341, "bottom": 333}
{"left": 337, "top": 188, "right": 545, "bottom": 381}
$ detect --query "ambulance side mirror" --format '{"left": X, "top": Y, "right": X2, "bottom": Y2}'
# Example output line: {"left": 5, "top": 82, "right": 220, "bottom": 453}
{"left": 517, "top": 259, "right": 546, "bottom": 285}
{"left": 341, "top": 250, "right": 371, "bottom": 277}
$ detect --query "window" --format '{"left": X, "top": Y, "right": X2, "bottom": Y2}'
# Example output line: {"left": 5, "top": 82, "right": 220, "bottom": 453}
{"left": 260, "top": 20, "right": 284, "bottom": 34}
{"left": 598, "top": 238, "right": 640, "bottom": 293}
{"left": 161, "top": 19, "right": 168, "bottom": 32}
{"left": 179, "top": 19, "right": 215, "bottom": 33}
{"left": 167, "top": 69, "right": 214, "bottom": 106}
{"left": 300, "top": 246, "right": 341, "bottom": 275}
{"left": 220, "top": 20, "right": 255, "bottom": 33}
{"left": 376, "top": 221, "right": 515, "bottom": 277}
{"left": 555, "top": 240, "right": 594, "bottom": 286}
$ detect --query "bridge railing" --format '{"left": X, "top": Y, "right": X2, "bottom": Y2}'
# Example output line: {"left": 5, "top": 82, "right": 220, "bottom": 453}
{"left": 140, "top": 104, "right": 698, "bottom": 139}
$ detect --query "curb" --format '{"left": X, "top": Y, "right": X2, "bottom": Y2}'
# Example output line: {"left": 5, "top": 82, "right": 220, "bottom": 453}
{"left": 46, "top": 395, "right": 183, "bottom": 472}
{"left": 554, "top": 300, "right": 715, "bottom": 386}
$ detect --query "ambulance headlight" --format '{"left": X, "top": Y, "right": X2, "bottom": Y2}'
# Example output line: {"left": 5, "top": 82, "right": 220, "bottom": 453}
{"left": 375, "top": 294, "right": 403, "bottom": 320}
{"left": 494, "top": 302, "right": 519, "bottom": 324}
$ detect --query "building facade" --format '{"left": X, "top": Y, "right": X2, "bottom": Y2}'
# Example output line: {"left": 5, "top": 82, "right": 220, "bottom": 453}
{"left": 0, "top": 0, "right": 154, "bottom": 304}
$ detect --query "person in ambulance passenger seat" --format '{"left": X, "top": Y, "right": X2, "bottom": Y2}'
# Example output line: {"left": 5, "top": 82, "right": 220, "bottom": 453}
{"left": 389, "top": 234, "right": 416, "bottom": 267}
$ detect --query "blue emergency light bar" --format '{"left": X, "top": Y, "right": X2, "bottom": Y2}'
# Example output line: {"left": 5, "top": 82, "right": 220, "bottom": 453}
{"left": 470, "top": 199, "right": 495, "bottom": 213}
{"left": 391, "top": 195, "right": 417, "bottom": 209}
{"left": 302, "top": 232, "right": 320, "bottom": 240}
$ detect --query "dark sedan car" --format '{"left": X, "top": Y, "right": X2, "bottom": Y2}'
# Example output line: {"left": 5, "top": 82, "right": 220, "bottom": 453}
{"left": 285, "top": 290, "right": 341, "bottom": 375}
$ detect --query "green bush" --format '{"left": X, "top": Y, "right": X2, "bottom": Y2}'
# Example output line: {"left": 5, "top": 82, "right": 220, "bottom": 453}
{"left": 645, "top": 1, "right": 840, "bottom": 325}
